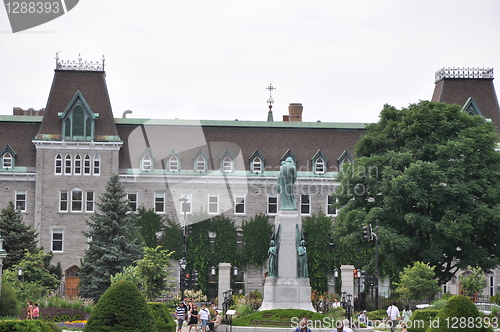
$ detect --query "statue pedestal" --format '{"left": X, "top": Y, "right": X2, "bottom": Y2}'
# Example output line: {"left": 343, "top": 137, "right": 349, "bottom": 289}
{"left": 259, "top": 210, "right": 315, "bottom": 311}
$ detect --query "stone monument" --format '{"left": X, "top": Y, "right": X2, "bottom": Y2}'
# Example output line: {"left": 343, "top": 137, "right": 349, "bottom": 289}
{"left": 259, "top": 157, "right": 315, "bottom": 311}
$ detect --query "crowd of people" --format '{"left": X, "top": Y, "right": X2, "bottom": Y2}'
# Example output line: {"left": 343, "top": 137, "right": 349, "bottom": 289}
{"left": 176, "top": 297, "right": 222, "bottom": 332}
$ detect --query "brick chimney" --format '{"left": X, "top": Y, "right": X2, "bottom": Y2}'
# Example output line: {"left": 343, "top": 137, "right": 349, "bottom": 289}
{"left": 288, "top": 103, "right": 303, "bottom": 122}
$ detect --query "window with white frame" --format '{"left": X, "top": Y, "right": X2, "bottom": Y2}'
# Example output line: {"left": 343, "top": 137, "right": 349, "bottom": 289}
{"left": 196, "top": 156, "right": 206, "bottom": 172}
{"left": 127, "top": 192, "right": 138, "bottom": 211}
{"left": 93, "top": 155, "right": 100, "bottom": 175}
{"left": 154, "top": 192, "right": 165, "bottom": 213}
{"left": 235, "top": 194, "right": 246, "bottom": 214}
{"left": 15, "top": 190, "right": 26, "bottom": 212}
{"left": 252, "top": 157, "right": 262, "bottom": 173}
{"left": 327, "top": 195, "right": 337, "bottom": 215}
{"left": 55, "top": 154, "right": 62, "bottom": 174}
{"left": 86, "top": 191, "right": 95, "bottom": 212}
{"left": 208, "top": 194, "right": 219, "bottom": 214}
{"left": 141, "top": 155, "right": 151, "bottom": 172}
{"left": 2, "top": 152, "right": 12, "bottom": 169}
{"left": 223, "top": 157, "right": 233, "bottom": 172}
{"left": 84, "top": 154, "right": 91, "bottom": 175}
{"left": 180, "top": 193, "right": 192, "bottom": 214}
{"left": 59, "top": 190, "right": 68, "bottom": 212}
{"left": 74, "top": 154, "right": 82, "bottom": 175}
{"left": 71, "top": 189, "right": 83, "bottom": 212}
{"left": 267, "top": 195, "right": 278, "bottom": 215}
{"left": 315, "top": 158, "right": 325, "bottom": 174}
{"left": 51, "top": 229, "right": 64, "bottom": 252}
{"left": 168, "top": 156, "right": 179, "bottom": 172}
{"left": 300, "top": 194, "right": 311, "bottom": 215}
{"left": 65, "top": 154, "right": 72, "bottom": 175}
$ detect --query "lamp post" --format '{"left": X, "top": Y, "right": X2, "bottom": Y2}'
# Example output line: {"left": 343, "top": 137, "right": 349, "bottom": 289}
{"left": 222, "top": 289, "right": 233, "bottom": 324}
{"left": 346, "top": 294, "right": 353, "bottom": 325}
{"left": 179, "top": 257, "right": 187, "bottom": 300}
{"left": 179, "top": 196, "right": 188, "bottom": 261}
{"left": 0, "top": 236, "right": 8, "bottom": 301}
{"left": 18, "top": 266, "right": 23, "bottom": 282}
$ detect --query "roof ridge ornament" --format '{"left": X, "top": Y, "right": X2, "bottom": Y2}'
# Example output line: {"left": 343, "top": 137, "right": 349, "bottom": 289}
{"left": 435, "top": 67, "right": 493, "bottom": 83}
{"left": 55, "top": 52, "right": 105, "bottom": 72}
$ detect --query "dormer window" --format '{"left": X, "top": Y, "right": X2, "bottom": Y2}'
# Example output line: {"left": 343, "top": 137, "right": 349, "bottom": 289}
{"left": 2, "top": 152, "right": 12, "bottom": 169}
{"left": 249, "top": 149, "right": 265, "bottom": 173}
{"left": 169, "top": 156, "right": 179, "bottom": 171}
{"left": 139, "top": 148, "right": 154, "bottom": 172}
{"left": 0, "top": 145, "right": 16, "bottom": 169}
{"left": 312, "top": 150, "right": 328, "bottom": 175}
{"left": 142, "top": 155, "right": 152, "bottom": 171}
{"left": 338, "top": 150, "right": 353, "bottom": 172}
{"left": 252, "top": 157, "right": 262, "bottom": 172}
{"left": 193, "top": 149, "right": 209, "bottom": 172}
{"left": 219, "top": 149, "right": 234, "bottom": 172}
{"left": 59, "top": 91, "right": 98, "bottom": 141}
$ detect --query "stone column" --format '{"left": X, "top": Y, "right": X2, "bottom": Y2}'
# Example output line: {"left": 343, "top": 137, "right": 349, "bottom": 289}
{"left": 218, "top": 263, "right": 231, "bottom": 309}
{"left": 341, "top": 265, "right": 355, "bottom": 295}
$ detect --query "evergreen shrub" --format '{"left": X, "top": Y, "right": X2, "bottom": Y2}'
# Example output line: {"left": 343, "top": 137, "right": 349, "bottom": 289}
{"left": 148, "top": 302, "right": 176, "bottom": 332}
{"left": 0, "top": 284, "right": 19, "bottom": 317}
{"left": 83, "top": 280, "right": 157, "bottom": 332}
{"left": 427, "top": 295, "right": 494, "bottom": 332}
{"left": 0, "top": 319, "right": 62, "bottom": 332}
{"left": 407, "top": 309, "right": 439, "bottom": 332}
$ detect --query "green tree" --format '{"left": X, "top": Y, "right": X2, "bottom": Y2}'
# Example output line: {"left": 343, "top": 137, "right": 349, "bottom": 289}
{"left": 332, "top": 101, "right": 500, "bottom": 283}
{"left": 459, "top": 266, "right": 487, "bottom": 298}
{"left": 136, "top": 207, "right": 163, "bottom": 248}
{"left": 0, "top": 201, "right": 38, "bottom": 269}
{"left": 242, "top": 214, "right": 273, "bottom": 267}
{"left": 394, "top": 262, "right": 440, "bottom": 300}
{"left": 185, "top": 213, "right": 211, "bottom": 291}
{"left": 136, "top": 246, "right": 173, "bottom": 301}
{"left": 302, "top": 212, "right": 334, "bottom": 292}
{"left": 79, "top": 174, "right": 144, "bottom": 302}
{"left": 159, "top": 218, "right": 183, "bottom": 260}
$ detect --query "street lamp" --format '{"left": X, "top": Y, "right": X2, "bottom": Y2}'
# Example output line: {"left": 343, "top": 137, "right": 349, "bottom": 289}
{"left": 179, "top": 257, "right": 187, "bottom": 300}
{"left": 0, "top": 236, "right": 8, "bottom": 301}
{"left": 17, "top": 266, "right": 23, "bottom": 282}
{"left": 211, "top": 266, "right": 216, "bottom": 276}
{"left": 222, "top": 289, "right": 233, "bottom": 324}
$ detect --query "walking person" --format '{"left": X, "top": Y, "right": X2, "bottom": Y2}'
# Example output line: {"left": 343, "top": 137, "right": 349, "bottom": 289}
{"left": 199, "top": 303, "right": 210, "bottom": 332}
{"left": 176, "top": 302, "right": 187, "bottom": 332}
{"left": 32, "top": 303, "right": 40, "bottom": 319}
{"left": 386, "top": 302, "right": 400, "bottom": 332}
{"left": 402, "top": 304, "right": 412, "bottom": 324}
{"left": 26, "top": 301, "right": 33, "bottom": 319}
{"left": 188, "top": 303, "right": 199, "bottom": 332}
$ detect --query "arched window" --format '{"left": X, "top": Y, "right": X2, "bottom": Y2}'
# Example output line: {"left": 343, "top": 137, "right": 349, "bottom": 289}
{"left": 84, "top": 155, "right": 91, "bottom": 175}
{"left": 315, "top": 158, "right": 325, "bottom": 174}
{"left": 223, "top": 156, "right": 233, "bottom": 172}
{"left": 64, "top": 154, "right": 72, "bottom": 175}
{"left": 196, "top": 156, "right": 206, "bottom": 172}
{"left": 252, "top": 157, "right": 262, "bottom": 173}
{"left": 2, "top": 152, "right": 12, "bottom": 169}
{"left": 74, "top": 154, "right": 81, "bottom": 175}
{"left": 93, "top": 155, "right": 100, "bottom": 175}
{"left": 59, "top": 92, "right": 96, "bottom": 141}
{"left": 55, "top": 154, "right": 62, "bottom": 174}
{"left": 169, "top": 156, "right": 179, "bottom": 171}
{"left": 142, "top": 155, "right": 152, "bottom": 171}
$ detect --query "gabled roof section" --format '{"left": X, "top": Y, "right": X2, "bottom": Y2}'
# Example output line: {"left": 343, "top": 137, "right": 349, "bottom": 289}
{"left": 35, "top": 69, "right": 120, "bottom": 141}
{"left": 0, "top": 144, "right": 16, "bottom": 157}
{"left": 193, "top": 148, "right": 209, "bottom": 161}
{"left": 220, "top": 149, "right": 235, "bottom": 161}
{"left": 139, "top": 147, "right": 154, "bottom": 161}
{"left": 166, "top": 148, "right": 182, "bottom": 161}
{"left": 311, "top": 149, "right": 328, "bottom": 163}
{"left": 249, "top": 149, "right": 265, "bottom": 162}
{"left": 280, "top": 149, "right": 297, "bottom": 164}
{"left": 461, "top": 97, "right": 484, "bottom": 116}
{"left": 337, "top": 150, "right": 353, "bottom": 164}
{"left": 58, "top": 90, "right": 99, "bottom": 120}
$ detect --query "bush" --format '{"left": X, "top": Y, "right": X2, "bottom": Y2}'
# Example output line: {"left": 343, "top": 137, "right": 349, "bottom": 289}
{"left": 84, "top": 280, "right": 157, "bottom": 332}
{"left": 0, "top": 319, "right": 62, "bottom": 332}
{"left": 0, "top": 284, "right": 19, "bottom": 317}
{"left": 407, "top": 309, "right": 439, "bottom": 332}
{"left": 427, "top": 295, "right": 494, "bottom": 332}
{"left": 366, "top": 309, "right": 387, "bottom": 321}
{"left": 148, "top": 302, "right": 176, "bottom": 332}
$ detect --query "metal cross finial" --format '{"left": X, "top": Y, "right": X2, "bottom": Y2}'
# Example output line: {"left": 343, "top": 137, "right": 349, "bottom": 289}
{"left": 266, "top": 83, "right": 275, "bottom": 106}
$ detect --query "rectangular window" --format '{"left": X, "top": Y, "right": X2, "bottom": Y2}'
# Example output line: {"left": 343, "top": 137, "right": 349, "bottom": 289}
{"left": 327, "top": 195, "right": 337, "bottom": 215}
{"left": 300, "top": 194, "right": 311, "bottom": 215}
{"left": 127, "top": 192, "right": 138, "bottom": 211}
{"left": 72, "top": 189, "right": 83, "bottom": 212}
{"left": 267, "top": 195, "right": 278, "bottom": 215}
{"left": 15, "top": 190, "right": 26, "bottom": 212}
{"left": 59, "top": 190, "right": 68, "bottom": 212}
{"left": 208, "top": 194, "right": 219, "bottom": 214}
{"left": 86, "top": 191, "right": 95, "bottom": 212}
{"left": 235, "top": 194, "right": 245, "bottom": 214}
{"left": 52, "top": 229, "right": 63, "bottom": 252}
{"left": 154, "top": 192, "right": 165, "bottom": 213}
{"left": 180, "top": 193, "right": 192, "bottom": 214}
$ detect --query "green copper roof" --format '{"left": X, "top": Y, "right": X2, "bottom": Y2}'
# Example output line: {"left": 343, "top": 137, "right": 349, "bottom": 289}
{"left": 0, "top": 115, "right": 43, "bottom": 122}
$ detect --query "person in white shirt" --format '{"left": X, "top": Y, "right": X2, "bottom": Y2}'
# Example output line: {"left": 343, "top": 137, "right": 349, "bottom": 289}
{"left": 386, "top": 302, "right": 400, "bottom": 332}
{"left": 199, "top": 303, "right": 211, "bottom": 332}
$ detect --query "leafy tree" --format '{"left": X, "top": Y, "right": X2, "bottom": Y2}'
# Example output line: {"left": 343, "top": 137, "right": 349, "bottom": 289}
{"left": 332, "top": 101, "right": 500, "bottom": 283}
{"left": 0, "top": 284, "right": 19, "bottom": 317}
{"left": 185, "top": 213, "right": 212, "bottom": 291}
{"left": 302, "top": 212, "right": 334, "bottom": 292}
{"left": 0, "top": 201, "right": 37, "bottom": 269}
{"left": 159, "top": 218, "right": 183, "bottom": 260}
{"left": 136, "top": 207, "right": 163, "bottom": 248}
{"left": 394, "top": 262, "right": 440, "bottom": 300}
{"left": 110, "top": 265, "right": 141, "bottom": 286}
{"left": 136, "top": 246, "right": 173, "bottom": 301}
{"left": 242, "top": 214, "right": 273, "bottom": 267}
{"left": 459, "top": 266, "right": 487, "bottom": 298}
{"left": 79, "top": 174, "right": 144, "bottom": 302}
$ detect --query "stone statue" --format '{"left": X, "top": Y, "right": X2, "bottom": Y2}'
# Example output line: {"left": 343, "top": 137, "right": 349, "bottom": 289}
{"left": 277, "top": 157, "right": 297, "bottom": 211}
{"left": 296, "top": 225, "right": 308, "bottom": 278}
{"left": 268, "top": 225, "right": 281, "bottom": 277}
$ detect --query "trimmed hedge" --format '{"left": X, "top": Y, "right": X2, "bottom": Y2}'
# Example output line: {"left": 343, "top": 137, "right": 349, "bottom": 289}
{"left": 0, "top": 320, "right": 62, "bottom": 332}
{"left": 148, "top": 302, "right": 176, "bottom": 332}
{"left": 0, "top": 284, "right": 19, "bottom": 317}
{"left": 407, "top": 309, "right": 439, "bottom": 332}
{"left": 84, "top": 280, "right": 157, "bottom": 332}
{"left": 427, "top": 295, "right": 494, "bottom": 332}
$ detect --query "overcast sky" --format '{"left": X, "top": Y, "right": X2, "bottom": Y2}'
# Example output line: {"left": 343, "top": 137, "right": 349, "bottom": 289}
{"left": 1, "top": 0, "right": 500, "bottom": 124}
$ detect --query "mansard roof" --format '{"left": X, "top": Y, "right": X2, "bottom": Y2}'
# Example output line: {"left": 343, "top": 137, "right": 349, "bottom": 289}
{"left": 0, "top": 116, "right": 41, "bottom": 168}
{"left": 35, "top": 70, "right": 120, "bottom": 140}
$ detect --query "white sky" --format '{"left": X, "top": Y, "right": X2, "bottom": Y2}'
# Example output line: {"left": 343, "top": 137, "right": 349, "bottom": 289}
{"left": 1, "top": 0, "right": 500, "bottom": 124}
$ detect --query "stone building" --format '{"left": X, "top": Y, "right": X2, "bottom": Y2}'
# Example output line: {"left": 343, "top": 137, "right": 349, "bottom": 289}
{"left": 1, "top": 60, "right": 499, "bottom": 298}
